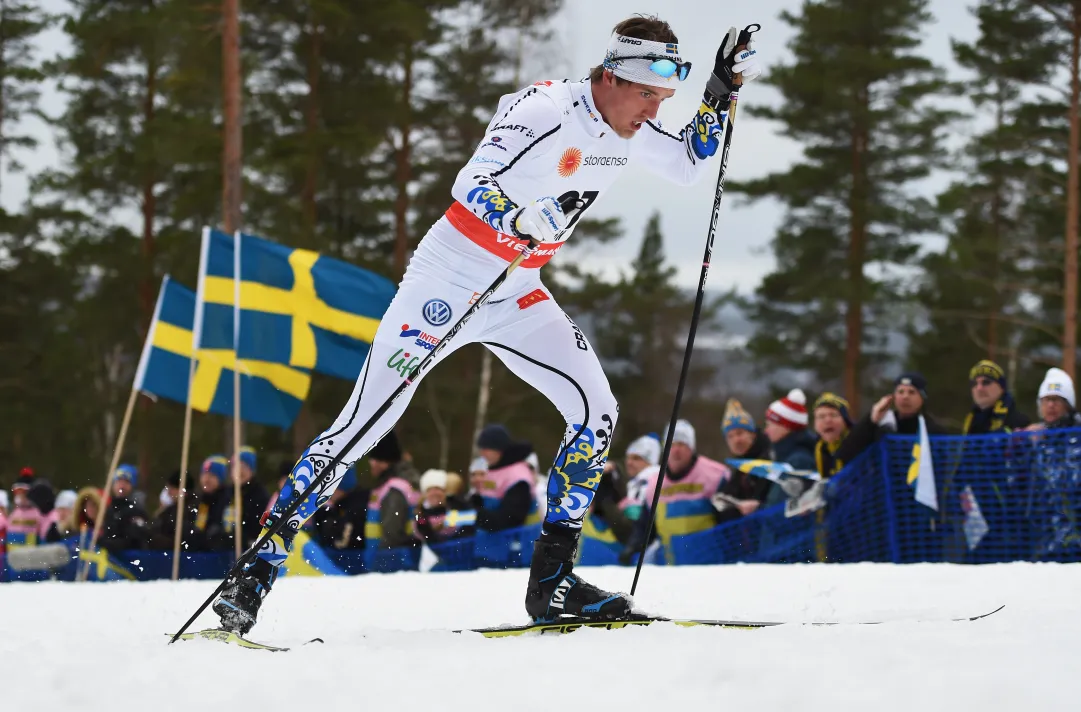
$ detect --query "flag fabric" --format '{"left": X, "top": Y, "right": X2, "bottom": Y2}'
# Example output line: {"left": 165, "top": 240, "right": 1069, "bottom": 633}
{"left": 77, "top": 547, "right": 138, "bottom": 581}
{"left": 907, "top": 415, "right": 939, "bottom": 511}
{"left": 725, "top": 459, "right": 821, "bottom": 482}
{"left": 199, "top": 228, "right": 396, "bottom": 381}
{"left": 960, "top": 485, "right": 989, "bottom": 550}
{"left": 134, "top": 274, "right": 310, "bottom": 429}
{"left": 279, "top": 531, "right": 346, "bottom": 577}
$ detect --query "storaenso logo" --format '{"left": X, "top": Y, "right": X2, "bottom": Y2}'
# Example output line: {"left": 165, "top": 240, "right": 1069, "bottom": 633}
{"left": 617, "top": 37, "right": 642, "bottom": 45}
{"left": 583, "top": 155, "right": 628, "bottom": 167}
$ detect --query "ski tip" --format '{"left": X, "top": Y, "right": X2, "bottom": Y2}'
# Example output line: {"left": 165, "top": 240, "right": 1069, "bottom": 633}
{"left": 968, "top": 604, "right": 1005, "bottom": 621}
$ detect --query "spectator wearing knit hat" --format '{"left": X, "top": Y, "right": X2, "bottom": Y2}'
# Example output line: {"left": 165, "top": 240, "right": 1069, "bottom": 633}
{"left": 841, "top": 372, "right": 947, "bottom": 464}
{"left": 194, "top": 455, "right": 232, "bottom": 551}
{"left": 762, "top": 389, "right": 817, "bottom": 472}
{"left": 413, "top": 469, "right": 475, "bottom": 544}
{"left": 100, "top": 464, "right": 150, "bottom": 554}
{"left": 1031, "top": 367, "right": 1081, "bottom": 430}
{"left": 7, "top": 469, "right": 43, "bottom": 549}
{"left": 619, "top": 420, "right": 734, "bottom": 564}
{"left": 359, "top": 430, "right": 419, "bottom": 549}
{"left": 469, "top": 424, "right": 539, "bottom": 532}
{"left": 964, "top": 360, "right": 1030, "bottom": 435}
{"left": 722, "top": 398, "right": 771, "bottom": 460}
{"left": 812, "top": 393, "right": 853, "bottom": 478}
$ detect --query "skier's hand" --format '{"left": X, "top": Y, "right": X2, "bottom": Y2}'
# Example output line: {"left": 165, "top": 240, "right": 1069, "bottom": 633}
{"left": 506, "top": 196, "right": 568, "bottom": 243}
{"left": 705, "top": 26, "right": 762, "bottom": 109}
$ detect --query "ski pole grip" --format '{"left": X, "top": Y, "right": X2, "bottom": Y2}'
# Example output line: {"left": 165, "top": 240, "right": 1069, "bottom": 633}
{"left": 733, "top": 23, "right": 761, "bottom": 87}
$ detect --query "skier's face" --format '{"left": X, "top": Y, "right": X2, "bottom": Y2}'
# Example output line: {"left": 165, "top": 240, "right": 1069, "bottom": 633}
{"left": 597, "top": 72, "right": 675, "bottom": 139}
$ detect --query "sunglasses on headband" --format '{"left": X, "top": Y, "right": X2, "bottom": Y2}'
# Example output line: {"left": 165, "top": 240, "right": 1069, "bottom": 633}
{"left": 616, "top": 55, "right": 692, "bottom": 81}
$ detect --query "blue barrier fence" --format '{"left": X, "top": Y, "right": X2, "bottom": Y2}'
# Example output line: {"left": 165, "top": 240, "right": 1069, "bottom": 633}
{"left": 5, "top": 427, "right": 1080, "bottom": 581}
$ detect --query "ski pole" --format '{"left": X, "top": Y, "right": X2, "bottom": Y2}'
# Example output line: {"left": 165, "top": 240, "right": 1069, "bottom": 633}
{"left": 168, "top": 198, "right": 583, "bottom": 643}
{"left": 630, "top": 23, "right": 760, "bottom": 595}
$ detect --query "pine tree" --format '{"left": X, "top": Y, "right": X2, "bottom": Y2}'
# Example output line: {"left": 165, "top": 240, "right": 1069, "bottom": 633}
{"left": 730, "top": 0, "right": 956, "bottom": 412}
{"left": 0, "top": 1, "right": 51, "bottom": 196}
{"left": 908, "top": 0, "right": 1059, "bottom": 423}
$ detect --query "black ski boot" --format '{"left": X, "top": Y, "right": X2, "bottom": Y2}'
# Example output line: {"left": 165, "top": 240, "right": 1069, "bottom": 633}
{"left": 212, "top": 556, "right": 278, "bottom": 636}
{"left": 525, "top": 528, "right": 632, "bottom": 622}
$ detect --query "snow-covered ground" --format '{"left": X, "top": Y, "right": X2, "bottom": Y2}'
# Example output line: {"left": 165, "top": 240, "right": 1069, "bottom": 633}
{"left": 2, "top": 563, "right": 1076, "bottom": 711}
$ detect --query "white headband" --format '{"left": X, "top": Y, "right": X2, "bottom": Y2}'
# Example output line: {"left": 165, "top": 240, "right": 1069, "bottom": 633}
{"left": 602, "top": 34, "right": 685, "bottom": 89}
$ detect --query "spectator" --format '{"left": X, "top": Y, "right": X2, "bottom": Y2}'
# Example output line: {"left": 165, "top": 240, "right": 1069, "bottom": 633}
{"left": 812, "top": 393, "right": 853, "bottom": 478}
{"left": 620, "top": 420, "right": 731, "bottom": 564}
{"left": 841, "top": 373, "right": 947, "bottom": 461}
{"left": 964, "top": 360, "right": 1030, "bottom": 434}
{"left": 763, "top": 389, "right": 816, "bottom": 471}
{"left": 26, "top": 478, "right": 58, "bottom": 542}
{"left": 722, "top": 398, "right": 771, "bottom": 459}
{"left": 43, "top": 489, "right": 77, "bottom": 543}
{"left": 148, "top": 470, "right": 199, "bottom": 551}
{"left": 470, "top": 424, "right": 539, "bottom": 531}
{"left": 99, "top": 464, "right": 150, "bottom": 554}
{"left": 7, "top": 469, "right": 42, "bottom": 549}
{"left": 714, "top": 399, "right": 773, "bottom": 523}
{"left": 194, "top": 455, "right": 231, "bottom": 551}
{"left": 311, "top": 462, "right": 369, "bottom": 551}
{"left": 621, "top": 433, "right": 661, "bottom": 519}
{"left": 414, "top": 469, "right": 476, "bottom": 544}
{"left": 228, "top": 446, "right": 271, "bottom": 549}
{"left": 0, "top": 490, "right": 6, "bottom": 560}
{"left": 1031, "top": 367, "right": 1081, "bottom": 430}
{"left": 361, "top": 430, "right": 419, "bottom": 549}
{"left": 1026, "top": 367, "right": 1081, "bottom": 559}
{"left": 69, "top": 487, "right": 103, "bottom": 541}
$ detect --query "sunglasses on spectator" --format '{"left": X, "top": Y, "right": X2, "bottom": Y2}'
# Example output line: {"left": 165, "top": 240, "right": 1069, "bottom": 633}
{"left": 970, "top": 377, "right": 996, "bottom": 387}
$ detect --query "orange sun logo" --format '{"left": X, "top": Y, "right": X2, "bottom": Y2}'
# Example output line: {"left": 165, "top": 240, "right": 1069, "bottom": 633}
{"left": 557, "top": 147, "right": 582, "bottom": 178}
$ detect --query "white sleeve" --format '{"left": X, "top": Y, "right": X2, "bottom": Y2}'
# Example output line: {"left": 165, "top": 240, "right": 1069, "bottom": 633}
{"left": 635, "top": 101, "right": 728, "bottom": 186}
{"left": 451, "top": 87, "right": 564, "bottom": 232}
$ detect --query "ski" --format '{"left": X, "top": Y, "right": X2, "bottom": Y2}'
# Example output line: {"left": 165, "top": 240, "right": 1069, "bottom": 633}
{"left": 167, "top": 628, "right": 323, "bottom": 652}
{"left": 459, "top": 605, "right": 1005, "bottom": 638}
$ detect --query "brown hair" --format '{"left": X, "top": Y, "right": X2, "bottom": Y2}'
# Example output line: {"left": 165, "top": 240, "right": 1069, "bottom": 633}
{"left": 589, "top": 15, "right": 679, "bottom": 83}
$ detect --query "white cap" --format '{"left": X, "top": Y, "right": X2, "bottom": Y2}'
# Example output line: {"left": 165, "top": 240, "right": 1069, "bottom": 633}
{"left": 1039, "top": 367, "right": 1075, "bottom": 408}
{"left": 55, "top": 490, "right": 77, "bottom": 510}
{"left": 671, "top": 419, "right": 696, "bottom": 451}
{"left": 419, "top": 469, "right": 449, "bottom": 492}
{"left": 469, "top": 456, "right": 489, "bottom": 474}
{"left": 525, "top": 452, "right": 540, "bottom": 473}
{"left": 626, "top": 434, "right": 661, "bottom": 466}
{"left": 0, "top": 490, "right": 8, "bottom": 509}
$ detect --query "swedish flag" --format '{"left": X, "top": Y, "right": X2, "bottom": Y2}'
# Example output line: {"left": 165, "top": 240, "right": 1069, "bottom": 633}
{"left": 199, "top": 228, "right": 396, "bottom": 381}
{"left": 134, "top": 275, "right": 310, "bottom": 429}
{"left": 77, "top": 548, "right": 138, "bottom": 582}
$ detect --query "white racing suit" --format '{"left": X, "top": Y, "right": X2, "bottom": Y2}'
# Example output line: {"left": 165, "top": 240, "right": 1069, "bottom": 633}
{"left": 259, "top": 78, "right": 727, "bottom": 564}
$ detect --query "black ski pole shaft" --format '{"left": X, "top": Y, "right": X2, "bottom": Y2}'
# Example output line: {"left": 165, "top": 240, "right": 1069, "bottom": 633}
{"left": 630, "top": 24, "right": 759, "bottom": 596}
{"left": 169, "top": 227, "right": 549, "bottom": 643}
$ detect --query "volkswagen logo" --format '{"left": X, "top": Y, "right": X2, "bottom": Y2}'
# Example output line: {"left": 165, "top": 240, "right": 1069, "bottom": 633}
{"left": 422, "top": 298, "right": 452, "bottom": 327}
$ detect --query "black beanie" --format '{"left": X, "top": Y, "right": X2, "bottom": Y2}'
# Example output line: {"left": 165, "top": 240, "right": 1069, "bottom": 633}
{"left": 894, "top": 372, "right": 928, "bottom": 401}
{"left": 368, "top": 430, "right": 403, "bottom": 463}
{"left": 476, "top": 424, "right": 513, "bottom": 452}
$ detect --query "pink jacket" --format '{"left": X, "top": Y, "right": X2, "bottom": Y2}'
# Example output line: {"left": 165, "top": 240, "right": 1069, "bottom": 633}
{"left": 6, "top": 504, "right": 43, "bottom": 548}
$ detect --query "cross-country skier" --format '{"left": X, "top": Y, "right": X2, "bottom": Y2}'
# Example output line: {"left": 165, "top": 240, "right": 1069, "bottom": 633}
{"left": 213, "top": 13, "right": 762, "bottom": 634}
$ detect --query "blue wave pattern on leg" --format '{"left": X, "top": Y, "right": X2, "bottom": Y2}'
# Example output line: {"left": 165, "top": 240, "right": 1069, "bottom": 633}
{"left": 545, "top": 415, "right": 614, "bottom": 528}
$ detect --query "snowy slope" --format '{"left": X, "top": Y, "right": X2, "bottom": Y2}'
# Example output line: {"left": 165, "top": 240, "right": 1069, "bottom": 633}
{"left": 2, "top": 563, "right": 1076, "bottom": 711}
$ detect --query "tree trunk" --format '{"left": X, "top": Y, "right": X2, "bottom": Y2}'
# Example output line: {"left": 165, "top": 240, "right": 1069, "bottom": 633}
{"left": 0, "top": 5, "right": 8, "bottom": 196}
{"left": 392, "top": 44, "right": 414, "bottom": 279}
{"left": 301, "top": 16, "right": 321, "bottom": 249}
{"left": 1064, "top": 5, "right": 1080, "bottom": 380}
{"left": 988, "top": 89, "right": 1004, "bottom": 361}
{"left": 222, "top": 0, "right": 242, "bottom": 235}
{"left": 843, "top": 92, "right": 869, "bottom": 413}
{"left": 139, "top": 0, "right": 159, "bottom": 485}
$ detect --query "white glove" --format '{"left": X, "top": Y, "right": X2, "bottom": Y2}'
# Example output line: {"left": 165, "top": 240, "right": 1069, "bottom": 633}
{"left": 506, "top": 196, "right": 568, "bottom": 243}
{"left": 706, "top": 27, "right": 763, "bottom": 109}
